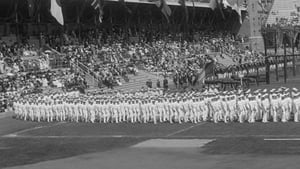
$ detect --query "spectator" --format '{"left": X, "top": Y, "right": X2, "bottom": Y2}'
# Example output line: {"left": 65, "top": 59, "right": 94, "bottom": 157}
{"left": 146, "top": 79, "right": 152, "bottom": 88}
{"left": 156, "top": 79, "right": 161, "bottom": 88}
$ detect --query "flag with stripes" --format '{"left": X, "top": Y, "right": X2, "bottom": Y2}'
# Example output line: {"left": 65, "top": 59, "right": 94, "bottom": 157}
{"left": 91, "top": 0, "right": 104, "bottom": 23}
{"left": 50, "top": 0, "right": 64, "bottom": 25}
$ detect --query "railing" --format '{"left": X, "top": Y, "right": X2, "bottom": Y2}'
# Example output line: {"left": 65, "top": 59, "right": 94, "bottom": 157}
{"left": 71, "top": 60, "right": 100, "bottom": 88}
{"left": 43, "top": 45, "right": 70, "bottom": 69}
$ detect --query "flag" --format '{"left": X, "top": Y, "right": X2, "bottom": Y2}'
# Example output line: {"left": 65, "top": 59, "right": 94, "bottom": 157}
{"left": 178, "top": 0, "right": 188, "bottom": 23}
{"left": 91, "top": 0, "right": 104, "bottom": 23}
{"left": 27, "top": 0, "right": 35, "bottom": 17}
{"left": 155, "top": 0, "right": 172, "bottom": 23}
{"left": 294, "top": 32, "right": 299, "bottom": 44}
{"left": 209, "top": 0, "right": 217, "bottom": 10}
{"left": 257, "top": 0, "right": 267, "bottom": 13}
{"left": 50, "top": 0, "right": 64, "bottom": 25}
{"left": 232, "top": 3, "right": 242, "bottom": 24}
{"left": 119, "top": 0, "right": 132, "bottom": 14}
{"left": 222, "top": 0, "right": 231, "bottom": 8}
{"left": 217, "top": 0, "right": 225, "bottom": 19}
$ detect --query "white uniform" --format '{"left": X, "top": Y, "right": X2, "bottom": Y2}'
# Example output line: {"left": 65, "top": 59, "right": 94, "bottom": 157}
{"left": 262, "top": 95, "right": 270, "bottom": 123}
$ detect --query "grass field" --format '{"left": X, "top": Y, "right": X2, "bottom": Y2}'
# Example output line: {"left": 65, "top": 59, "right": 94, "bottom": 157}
{"left": 2, "top": 115, "right": 300, "bottom": 169}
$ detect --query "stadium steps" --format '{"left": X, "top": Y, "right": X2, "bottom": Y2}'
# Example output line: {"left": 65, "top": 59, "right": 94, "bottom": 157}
{"left": 85, "top": 74, "right": 99, "bottom": 89}
{"left": 114, "top": 70, "right": 174, "bottom": 92}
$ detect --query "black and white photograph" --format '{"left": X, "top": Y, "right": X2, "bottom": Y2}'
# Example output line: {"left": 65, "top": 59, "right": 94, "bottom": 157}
{"left": 0, "top": 0, "right": 300, "bottom": 168}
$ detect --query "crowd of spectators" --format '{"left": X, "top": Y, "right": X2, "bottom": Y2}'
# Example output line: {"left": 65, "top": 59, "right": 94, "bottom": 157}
{"left": 45, "top": 26, "right": 256, "bottom": 89}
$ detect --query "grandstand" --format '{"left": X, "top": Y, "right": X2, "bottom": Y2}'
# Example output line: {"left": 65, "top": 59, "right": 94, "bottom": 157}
{"left": 0, "top": 0, "right": 298, "bottom": 93}
{"left": 266, "top": 0, "right": 300, "bottom": 26}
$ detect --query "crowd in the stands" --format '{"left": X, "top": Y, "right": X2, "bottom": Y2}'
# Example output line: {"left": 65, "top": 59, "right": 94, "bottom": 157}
{"left": 43, "top": 26, "right": 259, "bottom": 89}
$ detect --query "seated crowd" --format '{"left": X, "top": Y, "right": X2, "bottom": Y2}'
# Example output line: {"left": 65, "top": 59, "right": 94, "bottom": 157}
{"left": 43, "top": 25, "right": 260, "bottom": 89}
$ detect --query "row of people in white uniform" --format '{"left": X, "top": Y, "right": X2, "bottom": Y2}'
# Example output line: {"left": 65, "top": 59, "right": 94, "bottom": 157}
{"left": 13, "top": 87, "right": 300, "bottom": 124}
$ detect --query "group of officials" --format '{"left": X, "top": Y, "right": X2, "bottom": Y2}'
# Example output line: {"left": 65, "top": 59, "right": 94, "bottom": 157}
{"left": 12, "top": 87, "right": 300, "bottom": 124}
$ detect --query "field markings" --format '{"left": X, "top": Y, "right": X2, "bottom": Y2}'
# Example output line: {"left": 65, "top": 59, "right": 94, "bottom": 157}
{"left": 264, "top": 138, "right": 300, "bottom": 141}
{"left": 165, "top": 122, "right": 207, "bottom": 137}
{"left": 2, "top": 122, "right": 66, "bottom": 138}
{"left": 2, "top": 135, "right": 140, "bottom": 139}
{"left": 4, "top": 133, "right": 300, "bottom": 139}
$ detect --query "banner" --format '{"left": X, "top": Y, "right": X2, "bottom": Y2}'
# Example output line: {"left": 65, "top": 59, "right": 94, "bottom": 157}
{"left": 50, "top": 0, "right": 64, "bottom": 25}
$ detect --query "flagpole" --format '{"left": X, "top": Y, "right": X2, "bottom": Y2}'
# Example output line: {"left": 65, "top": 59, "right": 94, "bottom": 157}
{"left": 77, "top": 5, "right": 82, "bottom": 43}
{"left": 14, "top": 0, "right": 19, "bottom": 44}
{"left": 37, "top": 0, "right": 42, "bottom": 50}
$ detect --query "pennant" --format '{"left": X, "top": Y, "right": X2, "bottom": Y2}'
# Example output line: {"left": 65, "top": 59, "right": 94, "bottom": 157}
{"left": 119, "top": 0, "right": 132, "bottom": 14}
{"left": 155, "top": 0, "right": 172, "bottom": 23}
{"left": 50, "top": 0, "right": 64, "bottom": 25}
{"left": 91, "top": 0, "right": 104, "bottom": 23}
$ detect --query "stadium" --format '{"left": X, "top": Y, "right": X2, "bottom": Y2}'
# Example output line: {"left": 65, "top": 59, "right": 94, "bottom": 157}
{"left": 1, "top": 0, "right": 300, "bottom": 169}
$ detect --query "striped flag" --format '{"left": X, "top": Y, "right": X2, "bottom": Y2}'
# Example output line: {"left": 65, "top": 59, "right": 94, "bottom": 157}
{"left": 50, "top": 0, "right": 64, "bottom": 25}
{"left": 91, "top": 0, "right": 104, "bottom": 23}
{"left": 155, "top": 0, "right": 172, "bottom": 23}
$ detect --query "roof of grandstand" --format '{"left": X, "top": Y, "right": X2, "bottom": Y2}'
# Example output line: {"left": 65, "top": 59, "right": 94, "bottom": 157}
{"left": 0, "top": 0, "right": 246, "bottom": 24}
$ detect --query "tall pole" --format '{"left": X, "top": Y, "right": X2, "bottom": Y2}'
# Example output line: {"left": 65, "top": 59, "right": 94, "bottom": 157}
{"left": 284, "top": 32, "right": 287, "bottom": 83}
{"left": 275, "top": 29, "right": 278, "bottom": 81}
{"left": 263, "top": 29, "right": 270, "bottom": 84}
{"left": 292, "top": 27, "right": 296, "bottom": 77}
{"left": 274, "top": 29, "right": 277, "bottom": 54}
{"left": 77, "top": 6, "right": 81, "bottom": 43}
{"left": 38, "top": 0, "right": 42, "bottom": 49}
{"left": 15, "top": 0, "right": 19, "bottom": 43}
